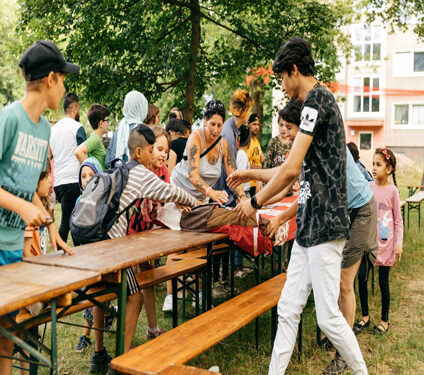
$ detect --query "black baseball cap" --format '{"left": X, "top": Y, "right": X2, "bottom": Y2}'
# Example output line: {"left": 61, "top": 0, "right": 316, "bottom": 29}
{"left": 19, "top": 40, "right": 80, "bottom": 81}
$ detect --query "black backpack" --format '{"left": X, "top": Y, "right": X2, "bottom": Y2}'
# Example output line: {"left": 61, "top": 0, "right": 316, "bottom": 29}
{"left": 70, "top": 159, "right": 139, "bottom": 244}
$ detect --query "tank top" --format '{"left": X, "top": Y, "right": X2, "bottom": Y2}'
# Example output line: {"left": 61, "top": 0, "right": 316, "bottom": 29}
{"left": 171, "top": 128, "right": 223, "bottom": 201}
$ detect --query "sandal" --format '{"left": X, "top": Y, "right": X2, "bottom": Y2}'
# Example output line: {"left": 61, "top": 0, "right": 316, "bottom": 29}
{"left": 353, "top": 318, "right": 370, "bottom": 333}
{"left": 373, "top": 323, "right": 389, "bottom": 335}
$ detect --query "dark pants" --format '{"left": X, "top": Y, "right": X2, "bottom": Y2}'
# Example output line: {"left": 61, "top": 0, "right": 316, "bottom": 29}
{"left": 54, "top": 183, "right": 80, "bottom": 245}
{"left": 358, "top": 259, "right": 391, "bottom": 322}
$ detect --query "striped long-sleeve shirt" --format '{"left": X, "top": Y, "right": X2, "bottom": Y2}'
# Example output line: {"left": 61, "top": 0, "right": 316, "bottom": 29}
{"left": 108, "top": 163, "right": 197, "bottom": 238}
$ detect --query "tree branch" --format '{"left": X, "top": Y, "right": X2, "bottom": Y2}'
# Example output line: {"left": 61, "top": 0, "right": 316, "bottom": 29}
{"left": 155, "top": 16, "right": 190, "bottom": 43}
{"left": 158, "top": 76, "right": 185, "bottom": 89}
{"left": 200, "top": 12, "right": 263, "bottom": 50}
{"left": 162, "top": 0, "right": 191, "bottom": 8}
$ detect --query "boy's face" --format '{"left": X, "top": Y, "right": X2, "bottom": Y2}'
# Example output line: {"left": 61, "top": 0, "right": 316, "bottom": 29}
{"left": 283, "top": 120, "right": 299, "bottom": 142}
{"left": 47, "top": 72, "right": 66, "bottom": 110}
{"left": 134, "top": 144, "right": 154, "bottom": 168}
{"left": 99, "top": 117, "right": 110, "bottom": 135}
{"left": 81, "top": 165, "right": 96, "bottom": 190}
{"left": 248, "top": 120, "right": 260, "bottom": 137}
{"left": 279, "top": 69, "right": 300, "bottom": 100}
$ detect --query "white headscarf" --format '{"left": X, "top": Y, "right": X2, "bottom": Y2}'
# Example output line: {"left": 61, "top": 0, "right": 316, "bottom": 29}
{"left": 115, "top": 90, "right": 148, "bottom": 160}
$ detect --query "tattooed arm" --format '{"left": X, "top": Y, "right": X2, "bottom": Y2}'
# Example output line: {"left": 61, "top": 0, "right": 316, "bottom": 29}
{"left": 187, "top": 131, "right": 228, "bottom": 204}
{"left": 222, "top": 139, "right": 247, "bottom": 200}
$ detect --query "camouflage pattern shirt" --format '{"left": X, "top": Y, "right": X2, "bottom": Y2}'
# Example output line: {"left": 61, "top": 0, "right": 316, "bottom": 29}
{"left": 296, "top": 85, "right": 350, "bottom": 247}
{"left": 263, "top": 136, "right": 292, "bottom": 169}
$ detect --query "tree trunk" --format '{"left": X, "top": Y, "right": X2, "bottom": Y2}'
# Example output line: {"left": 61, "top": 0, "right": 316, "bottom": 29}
{"left": 250, "top": 79, "right": 265, "bottom": 139}
{"left": 183, "top": 0, "right": 201, "bottom": 123}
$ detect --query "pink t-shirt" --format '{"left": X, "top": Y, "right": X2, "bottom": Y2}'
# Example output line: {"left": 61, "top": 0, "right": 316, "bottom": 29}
{"left": 126, "top": 165, "right": 170, "bottom": 235}
{"left": 369, "top": 181, "right": 404, "bottom": 266}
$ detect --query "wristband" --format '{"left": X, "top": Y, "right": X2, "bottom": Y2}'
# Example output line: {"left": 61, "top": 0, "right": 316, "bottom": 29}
{"left": 250, "top": 195, "right": 262, "bottom": 210}
{"left": 205, "top": 187, "right": 211, "bottom": 196}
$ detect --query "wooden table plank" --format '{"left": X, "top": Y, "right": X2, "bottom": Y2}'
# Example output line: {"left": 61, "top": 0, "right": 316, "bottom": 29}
{"left": 0, "top": 262, "right": 101, "bottom": 316}
{"left": 24, "top": 229, "right": 227, "bottom": 274}
{"left": 111, "top": 273, "right": 287, "bottom": 374}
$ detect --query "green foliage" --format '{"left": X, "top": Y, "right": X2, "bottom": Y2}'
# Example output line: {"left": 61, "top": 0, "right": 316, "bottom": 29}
{"left": 17, "top": 0, "right": 351, "bottom": 120}
{"left": 0, "top": 0, "right": 24, "bottom": 106}
{"left": 362, "top": 0, "right": 424, "bottom": 39}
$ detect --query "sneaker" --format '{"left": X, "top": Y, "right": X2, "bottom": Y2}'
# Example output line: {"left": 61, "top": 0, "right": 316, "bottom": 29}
{"left": 319, "top": 336, "right": 334, "bottom": 351}
{"left": 162, "top": 294, "right": 173, "bottom": 312}
{"left": 75, "top": 335, "right": 91, "bottom": 353}
{"left": 212, "top": 281, "right": 225, "bottom": 297}
{"left": 208, "top": 366, "right": 220, "bottom": 372}
{"left": 242, "top": 267, "right": 254, "bottom": 274}
{"left": 234, "top": 269, "right": 247, "bottom": 278}
{"left": 106, "top": 366, "right": 116, "bottom": 375}
{"left": 90, "top": 348, "right": 111, "bottom": 373}
{"left": 104, "top": 306, "right": 117, "bottom": 331}
{"left": 146, "top": 326, "right": 163, "bottom": 339}
{"left": 192, "top": 291, "right": 202, "bottom": 308}
{"left": 323, "top": 352, "right": 348, "bottom": 374}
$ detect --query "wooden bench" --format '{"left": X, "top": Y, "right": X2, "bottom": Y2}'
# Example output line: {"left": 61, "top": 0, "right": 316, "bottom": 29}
{"left": 149, "top": 365, "right": 222, "bottom": 374}
{"left": 15, "top": 258, "right": 208, "bottom": 332}
{"left": 406, "top": 190, "right": 424, "bottom": 229}
{"left": 111, "top": 272, "right": 287, "bottom": 375}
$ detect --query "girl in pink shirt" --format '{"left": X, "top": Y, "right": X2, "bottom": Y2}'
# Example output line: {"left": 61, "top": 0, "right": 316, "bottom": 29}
{"left": 356, "top": 148, "right": 403, "bottom": 335}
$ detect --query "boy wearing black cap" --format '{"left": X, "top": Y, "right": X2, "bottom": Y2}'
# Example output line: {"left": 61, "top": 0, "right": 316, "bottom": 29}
{"left": 0, "top": 40, "right": 79, "bottom": 374}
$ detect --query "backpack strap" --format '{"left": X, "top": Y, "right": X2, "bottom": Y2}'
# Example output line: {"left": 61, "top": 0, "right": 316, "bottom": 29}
{"left": 182, "top": 134, "right": 222, "bottom": 161}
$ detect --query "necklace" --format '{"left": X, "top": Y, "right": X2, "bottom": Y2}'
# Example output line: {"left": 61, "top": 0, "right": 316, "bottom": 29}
{"left": 313, "top": 81, "right": 320, "bottom": 89}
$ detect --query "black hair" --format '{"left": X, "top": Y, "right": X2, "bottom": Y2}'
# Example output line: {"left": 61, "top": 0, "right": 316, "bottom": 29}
{"left": 168, "top": 107, "right": 183, "bottom": 121}
{"left": 87, "top": 104, "right": 110, "bottom": 130}
{"left": 278, "top": 99, "right": 303, "bottom": 126}
{"left": 204, "top": 99, "right": 226, "bottom": 122}
{"left": 239, "top": 124, "right": 251, "bottom": 147}
{"left": 63, "top": 92, "right": 79, "bottom": 113}
{"left": 128, "top": 123, "right": 156, "bottom": 155}
{"left": 248, "top": 113, "right": 259, "bottom": 124}
{"left": 375, "top": 148, "right": 398, "bottom": 187}
{"left": 272, "top": 37, "right": 315, "bottom": 77}
{"left": 347, "top": 142, "right": 360, "bottom": 161}
{"left": 165, "top": 118, "right": 191, "bottom": 135}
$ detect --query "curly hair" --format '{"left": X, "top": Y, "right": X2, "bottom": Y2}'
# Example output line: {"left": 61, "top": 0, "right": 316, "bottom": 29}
{"left": 375, "top": 148, "right": 397, "bottom": 186}
{"left": 229, "top": 89, "right": 254, "bottom": 118}
{"left": 278, "top": 99, "right": 303, "bottom": 126}
{"left": 272, "top": 37, "right": 315, "bottom": 77}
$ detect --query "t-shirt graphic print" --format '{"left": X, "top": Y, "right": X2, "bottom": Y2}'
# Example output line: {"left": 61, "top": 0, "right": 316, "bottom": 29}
{"left": 295, "top": 85, "right": 350, "bottom": 248}
{"left": 0, "top": 101, "right": 50, "bottom": 250}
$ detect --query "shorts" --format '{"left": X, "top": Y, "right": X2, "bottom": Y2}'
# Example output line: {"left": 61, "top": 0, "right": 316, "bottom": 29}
{"left": 0, "top": 249, "right": 23, "bottom": 317}
{"left": 127, "top": 267, "right": 141, "bottom": 296}
{"left": 341, "top": 196, "right": 378, "bottom": 269}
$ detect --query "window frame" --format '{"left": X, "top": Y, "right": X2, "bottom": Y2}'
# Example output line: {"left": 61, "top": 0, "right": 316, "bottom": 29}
{"left": 392, "top": 103, "right": 424, "bottom": 129}
{"left": 358, "top": 131, "right": 373, "bottom": 151}
{"left": 349, "top": 74, "right": 383, "bottom": 118}
{"left": 393, "top": 49, "right": 424, "bottom": 77}
{"left": 351, "top": 24, "right": 383, "bottom": 64}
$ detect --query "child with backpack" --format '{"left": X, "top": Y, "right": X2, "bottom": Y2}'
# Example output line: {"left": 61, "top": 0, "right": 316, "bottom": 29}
{"left": 77, "top": 124, "right": 197, "bottom": 373}
{"left": 72, "top": 157, "right": 117, "bottom": 353}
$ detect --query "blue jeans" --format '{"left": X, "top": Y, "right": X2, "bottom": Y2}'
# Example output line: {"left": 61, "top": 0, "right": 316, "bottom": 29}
{"left": 0, "top": 248, "right": 23, "bottom": 317}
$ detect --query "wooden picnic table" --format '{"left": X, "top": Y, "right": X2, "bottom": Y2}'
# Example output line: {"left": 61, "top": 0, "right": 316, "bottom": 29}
{"left": 0, "top": 262, "right": 100, "bottom": 374}
{"left": 23, "top": 229, "right": 227, "bottom": 357}
{"left": 399, "top": 185, "right": 424, "bottom": 197}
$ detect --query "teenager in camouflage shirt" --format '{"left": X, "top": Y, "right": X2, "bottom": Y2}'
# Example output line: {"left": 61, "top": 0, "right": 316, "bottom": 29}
{"left": 263, "top": 112, "right": 292, "bottom": 169}
{"left": 228, "top": 37, "right": 368, "bottom": 375}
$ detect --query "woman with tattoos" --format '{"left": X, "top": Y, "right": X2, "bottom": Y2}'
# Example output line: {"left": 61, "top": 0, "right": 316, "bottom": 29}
{"left": 171, "top": 99, "right": 246, "bottom": 204}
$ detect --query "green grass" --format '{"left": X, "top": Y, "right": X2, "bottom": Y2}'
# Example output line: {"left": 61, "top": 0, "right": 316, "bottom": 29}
{"left": 13, "top": 209, "right": 424, "bottom": 374}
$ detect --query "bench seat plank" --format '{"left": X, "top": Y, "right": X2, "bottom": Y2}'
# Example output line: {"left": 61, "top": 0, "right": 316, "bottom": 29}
{"left": 111, "top": 273, "right": 287, "bottom": 375}
{"left": 155, "top": 365, "right": 222, "bottom": 374}
{"left": 137, "top": 258, "right": 206, "bottom": 289}
{"left": 406, "top": 191, "right": 424, "bottom": 203}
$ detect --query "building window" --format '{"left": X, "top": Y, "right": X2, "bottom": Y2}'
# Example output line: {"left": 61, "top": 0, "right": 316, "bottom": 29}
{"left": 394, "top": 51, "right": 424, "bottom": 76}
{"left": 353, "top": 24, "right": 381, "bottom": 62}
{"left": 353, "top": 76, "right": 380, "bottom": 113}
{"left": 359, "top": 132, "right": 372, "bottom": 150}
{"left": 393, "top": 104, "right": 424, "bottom": 128}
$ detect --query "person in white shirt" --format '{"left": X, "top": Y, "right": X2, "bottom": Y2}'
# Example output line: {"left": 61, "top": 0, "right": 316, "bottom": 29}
{"left": 50, "top": 93, "right": 87, "bottom": 243}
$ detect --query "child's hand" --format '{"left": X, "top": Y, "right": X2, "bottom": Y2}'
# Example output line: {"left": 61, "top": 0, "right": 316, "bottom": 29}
{"left": 47, "top": 223, "right": 75, "bottom": 255}
{"left": 18, "top": 201, "right": 47, "bottom": 227}
{"left": 395, "top": 245, "right": 402, "bottom": 262}
{"left": 175, "top": 202, "right": 192, "bottom": 212}
{"left": 267, "top": 214, "right": 288, "bottom": 239}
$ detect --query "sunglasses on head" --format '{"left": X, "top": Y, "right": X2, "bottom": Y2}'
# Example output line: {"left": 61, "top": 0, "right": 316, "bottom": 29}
{"left": 206, "top": 99, "right": 225, "bottom": 111}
